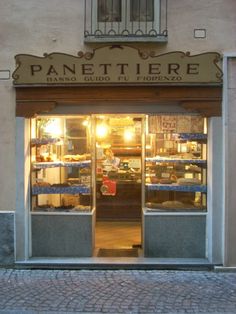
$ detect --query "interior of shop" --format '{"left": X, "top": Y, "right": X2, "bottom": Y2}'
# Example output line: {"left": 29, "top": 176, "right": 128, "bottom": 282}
{"left": 30, "top": 114, "right": 207, "bottom": 258}
{"left": 94, "top": 115, "right": 143, "bottom": 257}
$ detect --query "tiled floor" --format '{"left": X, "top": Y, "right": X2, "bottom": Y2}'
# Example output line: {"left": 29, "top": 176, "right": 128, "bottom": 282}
{"left": 95, "top": 220, "right": 141, "bottom": 250}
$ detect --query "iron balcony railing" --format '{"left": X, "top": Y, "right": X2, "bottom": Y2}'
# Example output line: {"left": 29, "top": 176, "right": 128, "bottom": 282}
{"left": 84, "top": 0, "right": 168, "bottom": 42}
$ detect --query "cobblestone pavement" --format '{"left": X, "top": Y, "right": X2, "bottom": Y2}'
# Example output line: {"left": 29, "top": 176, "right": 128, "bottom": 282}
{"left": 0, "top": 269, "right": 236, "bottom": 314}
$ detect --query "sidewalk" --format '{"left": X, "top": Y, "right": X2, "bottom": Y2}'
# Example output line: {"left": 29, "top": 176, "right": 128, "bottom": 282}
{"left": 0, "top": 268, "right": 235, "bottom": 313}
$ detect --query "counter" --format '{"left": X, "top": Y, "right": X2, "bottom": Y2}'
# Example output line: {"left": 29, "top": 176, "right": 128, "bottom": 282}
{"left": 96, "top": 180, "right": 142, "bottom": 220}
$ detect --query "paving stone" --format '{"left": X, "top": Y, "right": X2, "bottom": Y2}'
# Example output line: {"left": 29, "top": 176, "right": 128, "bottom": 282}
{"left": 0, "top": 269, "right": 236, "bottom": 313}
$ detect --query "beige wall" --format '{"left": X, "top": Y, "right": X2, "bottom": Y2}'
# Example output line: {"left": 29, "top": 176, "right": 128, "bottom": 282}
{"left": 0, "top": 0, "right": 235, "bottom": 217}
{"left": 1, "top": 0, "right": 236, "bottom": 61}
{"left": 167, "top": 0, "right": 236, "bottom": 54}
{"left": 0, "top": 83, "right": 16, "bottom": 211}
{"left": 224, "top": 58, "right": 236, "bottom": 266}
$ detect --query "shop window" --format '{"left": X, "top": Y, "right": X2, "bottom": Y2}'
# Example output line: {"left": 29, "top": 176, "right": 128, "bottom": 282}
{"left": 84, "top": 0, "right": 168, "bottom": 42}
{"left": 30, "top": 116, "right": 92, "bottom": 213}
{"left": 145, "top": 115, "right": 207, "bottom": 212}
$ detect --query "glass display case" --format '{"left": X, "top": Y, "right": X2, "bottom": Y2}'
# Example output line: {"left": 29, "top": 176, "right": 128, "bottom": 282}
{"left": 30, "top": 116, "right": 92, "bottom": 213}
{"left": 145, "top": 115, "right": 207, "bottom": 212}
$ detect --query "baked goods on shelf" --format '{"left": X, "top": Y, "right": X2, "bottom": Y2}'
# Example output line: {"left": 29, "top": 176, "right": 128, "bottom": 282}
{"left": 33, "top": 181, "right": 51, "bottom": 187}
{"left": 51, "top": 183, "right": 71, "bottom": 187}
{"left": 177, "top": 178, "right": 201, "bottom": 185}
{"left": 31, "top": 138, "right": 61, "bottom": 146}
{"left": 33, "top": 205, "right": 54, "bottom": 212}
{"left": 70, "top": 205, "right": 91, "bottom": 212}
{"left": 159, "top": 179, "right": 174, "bottom": 184}
{"left": 63, "top": 154, "right": 91, "bottom": 162}
{"left": 33, "top": 204, "right": 91, "bottom": 212}
{"left": 162, "top": 200, "right": 184, "bottom": 208}
{"left": 36, "top": 155, "right": 56, "bottom": 162}
{"left": 145, "top": 201, "right": 206, "bottom": 211}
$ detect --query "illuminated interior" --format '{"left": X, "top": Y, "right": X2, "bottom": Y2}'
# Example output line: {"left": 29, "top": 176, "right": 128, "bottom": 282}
{"left": 30, "top": 114, "right": 207, "bottom": 255}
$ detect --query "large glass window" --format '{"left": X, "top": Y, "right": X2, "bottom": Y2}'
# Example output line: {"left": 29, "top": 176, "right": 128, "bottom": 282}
{"left": 145, "top": 115, "right": 207, "bottom": 212}
{"left": 30, "top": 116, "right": 92, "bottom": 213}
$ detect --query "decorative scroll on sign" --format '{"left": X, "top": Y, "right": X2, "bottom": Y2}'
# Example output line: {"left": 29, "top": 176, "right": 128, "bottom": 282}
{"left": 13, "top": 46, "right": 222, "bottom": 85}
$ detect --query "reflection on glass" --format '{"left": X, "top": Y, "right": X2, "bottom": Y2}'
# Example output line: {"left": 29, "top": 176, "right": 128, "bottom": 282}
{"left": 130, "top": 0, "right": 154, "bottom": 22}
{"left": 30, "top": 116, "right": 92, "bottom": 213}
{"left": 95, "top": 115, "right": 143, "bottom": 220}
{"left": 98, "top": 0, "right": 121, "bottom": 22}
{"left": 145, "top": 115, "right": 207, "bottom": 212}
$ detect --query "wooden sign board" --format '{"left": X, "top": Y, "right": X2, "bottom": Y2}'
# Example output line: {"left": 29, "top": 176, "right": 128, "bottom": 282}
{"left": 13, "top": 46, "right": 222, "bottom": 86}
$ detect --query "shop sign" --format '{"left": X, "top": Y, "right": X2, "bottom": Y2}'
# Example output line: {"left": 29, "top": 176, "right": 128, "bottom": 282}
{"left": 13, "top": 46, "right": 222, "bottom": 85}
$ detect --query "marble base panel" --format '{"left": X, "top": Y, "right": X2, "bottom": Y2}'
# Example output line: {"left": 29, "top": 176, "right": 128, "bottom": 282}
{"left": 144, "top": 213, "right": 206, "bottom": 258}
{"left": 31, "top": 212, "right": 95, "bottom": 258}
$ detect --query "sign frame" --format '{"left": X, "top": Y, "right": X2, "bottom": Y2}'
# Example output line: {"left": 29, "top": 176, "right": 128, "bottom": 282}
{"left": 13, "top": 45, "right": 223, "bottom": 86}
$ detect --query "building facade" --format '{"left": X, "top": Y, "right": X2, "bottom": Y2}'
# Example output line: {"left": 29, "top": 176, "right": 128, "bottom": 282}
{"left": 0, "top": 0, "right": 236, "bottom": 267}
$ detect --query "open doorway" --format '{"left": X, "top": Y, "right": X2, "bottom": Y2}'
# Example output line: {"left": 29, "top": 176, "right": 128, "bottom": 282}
{"left": 94, "top": 114, "right": 143, "bottom": 257}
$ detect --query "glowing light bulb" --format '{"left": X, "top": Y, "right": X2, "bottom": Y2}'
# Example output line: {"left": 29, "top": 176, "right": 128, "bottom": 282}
{"left": 44, "top": 119, "right": 62, "bottom": 137}
{"left": 82, "top": 119, "right": 89, "bottom": 127}
{"left": 96, "top": 124, "right": 108, "bottom": 138}
{"left": 124, "top": 128, "right": 134, "bottom": 141}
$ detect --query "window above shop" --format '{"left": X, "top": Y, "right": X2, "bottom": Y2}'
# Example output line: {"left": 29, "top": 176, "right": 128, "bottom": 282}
{"left": 84, "top": 0, "right": 168, "bottom": 43}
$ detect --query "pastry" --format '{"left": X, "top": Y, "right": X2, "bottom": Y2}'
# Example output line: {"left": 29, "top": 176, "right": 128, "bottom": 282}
{"left": 33, "top": 182, "right": 51, "bottom": 187}
{"left": 160, "top": 179, "right": 173, "bottom": 184}
{"left": 162, "top": 201, "right": 184, "bottom": 208}
{"left": 51, "top": 183, "right": 71, "bottom": 187}
{"left": 177, "top": 178, "right": 201, "bottom": 185}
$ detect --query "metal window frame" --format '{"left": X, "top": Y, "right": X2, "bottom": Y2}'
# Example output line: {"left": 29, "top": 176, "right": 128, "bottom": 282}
{"left": 84, "top": 0, "right": 168, "bottom": 43}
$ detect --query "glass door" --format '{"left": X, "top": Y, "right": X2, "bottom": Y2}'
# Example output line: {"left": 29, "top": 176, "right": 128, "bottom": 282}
{"left": 94, "top": 114, "right": 144, "bottom": 256}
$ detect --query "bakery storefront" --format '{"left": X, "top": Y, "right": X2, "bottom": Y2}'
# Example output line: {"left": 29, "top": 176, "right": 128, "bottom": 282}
{"left": 13, "top": 46, "right": 223, "bottom": 264}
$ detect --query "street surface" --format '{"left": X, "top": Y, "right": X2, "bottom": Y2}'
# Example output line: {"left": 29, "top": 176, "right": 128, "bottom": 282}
{"left": 0, "top": 269, "right": 235, "bottom": 313}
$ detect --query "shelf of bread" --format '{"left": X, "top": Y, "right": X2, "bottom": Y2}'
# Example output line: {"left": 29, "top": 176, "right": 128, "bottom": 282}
{"left": 146, "top": 157, "right": 206, "bottom": 164}
{"left": 177, "top": 133, "right": 207, "bottom": 141}
{"left": 32, "top": 204, "right": 91, "bottom": 213}
{"left": 146, "top": 183, "right": 207, "bottom": 193}
{"left": 145, "top": 201, "right": 207, "bottom": 212}
{"left": 32, "top": 160, "right": 91, "bottom": 169}
{"left": 32, "top": 184, "right": 91, "bottom": 195}
{"left": 31, "top": 138, "right": 61, "bottom": 146}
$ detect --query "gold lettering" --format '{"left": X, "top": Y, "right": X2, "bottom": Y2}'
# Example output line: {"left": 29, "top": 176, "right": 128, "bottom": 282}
{"left": 47, "top": 65, "right": 58, "bottom": 76}
{"left": 136, "top": 64, "right": 140, "bottom": 75}
{"left": 63, "top": 64, "right": 76, "bottom": 75}
{"left": 30, "top": 65, "right": 42, "bottom": 76}
{"left": 168, "top": 63, "right": 180, "bottom": 75}
{"left": 149, "top": 63, "right": 161, "bottom": 75}
{"left": 99, "top": 64, "right": 112, "bottom": 75}
{"left": 187, "top": 63, "right": 199, "bottom": 74}
{"left": 82, "top": 64, "right": 94, "bottom": 75}
{"left": 117, "top": 63, "right": 128, "bottom": 75}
